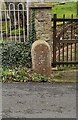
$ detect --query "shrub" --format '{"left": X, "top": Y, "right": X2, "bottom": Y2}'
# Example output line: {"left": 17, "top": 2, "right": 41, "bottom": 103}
{"left": 2, "top": 41, "right": 31, "bottom": 68}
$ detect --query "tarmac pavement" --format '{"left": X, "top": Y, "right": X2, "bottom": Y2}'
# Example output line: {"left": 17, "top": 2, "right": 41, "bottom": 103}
{"left": 2, "top": 82, "right": 76, "bottom": 118}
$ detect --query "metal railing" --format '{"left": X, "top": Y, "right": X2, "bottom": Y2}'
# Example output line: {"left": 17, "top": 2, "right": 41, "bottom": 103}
{"left": 0, "top": 2, "right": 27, "bottom": 42}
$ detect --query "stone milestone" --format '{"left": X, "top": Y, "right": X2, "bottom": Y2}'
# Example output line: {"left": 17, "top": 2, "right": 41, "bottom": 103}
{"left": 31, "top": 40, "right": 51, "bottom": 77}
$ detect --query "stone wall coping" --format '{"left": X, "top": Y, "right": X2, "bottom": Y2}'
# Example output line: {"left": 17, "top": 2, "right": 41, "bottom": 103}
{"left": 30, "top": 3, "right": 52, "bottom": 9}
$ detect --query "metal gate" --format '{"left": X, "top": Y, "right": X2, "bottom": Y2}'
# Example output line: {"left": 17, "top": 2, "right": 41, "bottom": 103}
{"left": 52, "top": 14, "right": 78, "bottom": 67}
{"left": 0, "top": 2, "right": 27, "bottom": 42}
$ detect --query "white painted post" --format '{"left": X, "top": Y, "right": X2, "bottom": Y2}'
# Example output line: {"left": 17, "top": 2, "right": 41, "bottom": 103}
{"left": 0, "top": 0, "right": 6, "bottom": 39}
{"left": 26, "top": 0, "right": 30, "bottom": 41}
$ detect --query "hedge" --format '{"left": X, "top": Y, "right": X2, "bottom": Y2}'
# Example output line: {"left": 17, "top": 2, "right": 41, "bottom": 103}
{"left": 2, "top": 41, "right": 31, "bottom": 68}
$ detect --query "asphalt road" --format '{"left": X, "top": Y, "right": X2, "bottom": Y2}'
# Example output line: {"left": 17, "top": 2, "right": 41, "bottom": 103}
{"left": 2, "top": 82, "right": 76, "bottom": 118}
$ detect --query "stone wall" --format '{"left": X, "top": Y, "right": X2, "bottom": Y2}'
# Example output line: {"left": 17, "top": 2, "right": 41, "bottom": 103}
{"left": 29, "top": 3, "right": 52, "bottom": 49}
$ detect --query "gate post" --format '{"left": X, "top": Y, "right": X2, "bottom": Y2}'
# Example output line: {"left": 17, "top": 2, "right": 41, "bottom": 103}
{"left": 29, "top": 3, "right": 52, "bottom": 48}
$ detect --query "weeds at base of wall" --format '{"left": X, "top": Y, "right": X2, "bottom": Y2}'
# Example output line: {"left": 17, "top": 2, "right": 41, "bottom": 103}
{"left": 1, "top": 67, "right": 50, "bottom": 83}
{"left": 1, "top": 66, "right": 77, "bottom": 83}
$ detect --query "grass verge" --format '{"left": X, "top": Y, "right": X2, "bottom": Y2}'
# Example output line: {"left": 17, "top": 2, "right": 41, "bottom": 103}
{"left": 52, "top": 2, "right": 77, "bottom": 18}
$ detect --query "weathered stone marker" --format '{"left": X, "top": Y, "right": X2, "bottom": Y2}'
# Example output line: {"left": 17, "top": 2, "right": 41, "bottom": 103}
{"left": 31, "top": 40, "right": 51, "bottom": 77}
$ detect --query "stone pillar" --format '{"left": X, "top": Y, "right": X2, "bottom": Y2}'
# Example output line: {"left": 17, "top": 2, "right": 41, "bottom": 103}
{"left": 30, "top": 3, "right": 52, "bottom": 48}
{"left": 31, "top": 40, "right": 51, "bottom": 77}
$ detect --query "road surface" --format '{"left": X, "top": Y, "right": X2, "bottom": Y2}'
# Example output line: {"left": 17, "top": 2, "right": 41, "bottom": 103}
{"left": 2, "top": 82, "right": 76, "bottom": 118}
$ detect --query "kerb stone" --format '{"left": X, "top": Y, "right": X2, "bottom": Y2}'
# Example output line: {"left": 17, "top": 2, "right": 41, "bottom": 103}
{"left": 31, "top": 40, "right": 51, "bottom": 77}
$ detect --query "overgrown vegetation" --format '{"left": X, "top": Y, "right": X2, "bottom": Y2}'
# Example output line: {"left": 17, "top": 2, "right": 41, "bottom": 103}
{"left": 32, "top": 73, "right": 48, "bottom": 82}
{"left": 29, "top": 9, "right": 36, "bottom": 45}
{"left": 2, "top": 67, "right": 31, "bottom": 82}
{"left": 1, "top": 66, "right": 77, "bottom": 83}
{"left": 2, "top": 66, "right": 50, "bottom": 83}
{"left": 2, "top": 41, "right": 31, "bottom": 68}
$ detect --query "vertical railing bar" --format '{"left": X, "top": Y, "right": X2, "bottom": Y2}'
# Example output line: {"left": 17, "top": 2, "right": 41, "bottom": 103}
{"left": 9, "top": 13, "right": 12, "bottom": 41}
{"left": 53, "top": 14, "right": 57, "bottom": 67}
{"left": 14, "top": 9, "right": 17, "bottom": 42}
{"left": 67, "top": 43, "right": 68, "bottom": 66}
{"left": 9, "top": 3, "right": 14, "bottom": 41}
{"left": 70, "top": 42, "right": 72, "bottom": 62}
{"left": 18, "top": 7, "right": 20, "bottom": 42}
{"left": 63, "top": 14, "right": 65, "bottom": 39}
{"left": 62, "top": 42, "right": 64, "bottom": 65}
{"left": 9, "top": 3, "right": 17, "bottom": 42}
{"left": 74, "top": 19, "right": 77, "bottom": 65}
{"left": 0, "top": 12, "right": 3, "bottom": 41}
{"left": 62, "top": 14, "right": 65, "bottom": 66}
{"left": 5, "top": 10, "right": 8, "bottom": 40}
{"left": 71, "top": 14, "right": 73, "bottom": 40}
{"left": 70, "top": 14, "right": 73, "bottom": 63}
{"left": 23, "top": 9, "right": 25, "bottom": 42}
{"left": 17, "top": 3, "right": 25, "bottom": 43}
{"left": 58, "top": 42, "right": 60, "bottom": 67}
{"left": 72, "top": 15, "right": 76, "bottom": 67}
{"left": 22, "top": 3, "right": 26, "bottom": 43}
{"left": 74, "top": 43, "right": 76, "bottom": 62}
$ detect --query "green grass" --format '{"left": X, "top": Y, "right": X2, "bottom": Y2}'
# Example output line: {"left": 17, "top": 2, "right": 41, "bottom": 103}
{"left": 52, "top": 2, "right": 77, "bottom": 18}
{"left": 11, "top": 28, "right": 25, "bottom": 36}
{"left": 2, "top": 21, "right": 9, "bottom": 32}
